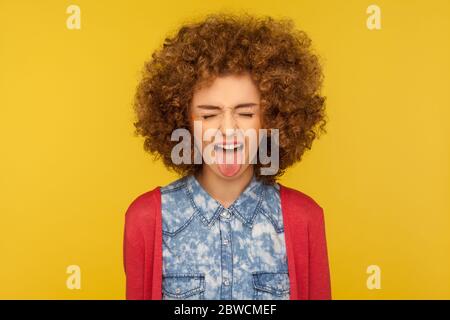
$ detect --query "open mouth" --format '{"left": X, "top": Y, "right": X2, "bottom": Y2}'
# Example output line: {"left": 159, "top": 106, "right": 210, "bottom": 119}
{"left": 214, "top": 142, "right": 244, "bottom": 152}
{"left": 213, "top": 142, "right": 244, "bottom": 177}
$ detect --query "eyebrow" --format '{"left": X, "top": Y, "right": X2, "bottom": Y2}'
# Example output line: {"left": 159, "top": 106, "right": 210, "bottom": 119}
{"left": 196, "top": 103, "right": 259, "bottom": 110}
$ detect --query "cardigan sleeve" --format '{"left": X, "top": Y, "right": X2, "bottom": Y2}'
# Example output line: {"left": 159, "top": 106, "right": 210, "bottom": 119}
{"left": 308, "top": 206, "right": 332, "bottom": 299}
{"left": 123, "top": 196, "right": 146, "bottom": 300}
{"left": 123, "top": 193, "right": 151, "bottom": 300}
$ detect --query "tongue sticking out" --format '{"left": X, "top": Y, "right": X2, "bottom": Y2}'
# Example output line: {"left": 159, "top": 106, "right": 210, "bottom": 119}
{"left": 216, "top": 145, "right": 243, "bottom": 177}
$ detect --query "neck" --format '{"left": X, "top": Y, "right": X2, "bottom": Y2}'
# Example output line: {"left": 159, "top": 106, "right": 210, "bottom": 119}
{"left": 195, "top": 166, "right": 254, "bottom": 209}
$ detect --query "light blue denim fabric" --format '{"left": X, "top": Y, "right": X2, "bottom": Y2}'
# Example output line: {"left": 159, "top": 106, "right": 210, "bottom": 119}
{"left": 160, "top": 174, "right": 290, "bottom": 300}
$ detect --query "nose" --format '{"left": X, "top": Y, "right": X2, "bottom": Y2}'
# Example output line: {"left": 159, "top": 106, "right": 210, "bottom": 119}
{"left": 219, "top": 108, "right": 237, "bottom": 137}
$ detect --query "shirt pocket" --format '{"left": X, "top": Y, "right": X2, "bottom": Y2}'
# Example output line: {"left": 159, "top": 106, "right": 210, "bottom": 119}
{"left": 252, "top": 271, "right": 290, "bottom": 300}
{"left": 162, "top": 273, "right": 206, "bottom": 300}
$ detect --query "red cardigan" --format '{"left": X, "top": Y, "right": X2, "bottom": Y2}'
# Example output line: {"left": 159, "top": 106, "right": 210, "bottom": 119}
{"left": 123, "top": 183, "right": 331, "bottom": 300}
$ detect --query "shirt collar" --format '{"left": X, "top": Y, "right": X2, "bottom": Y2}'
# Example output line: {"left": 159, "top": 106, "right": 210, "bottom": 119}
{"left": 185, "top": 174, "right": 264, "bottom": 228}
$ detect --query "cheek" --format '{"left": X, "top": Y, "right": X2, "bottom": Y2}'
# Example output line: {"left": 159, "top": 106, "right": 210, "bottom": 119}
{"left": 242, "top": 114, "right": 262, "bottom": 131}
{"left": 201, "top": 122, "right": 219, "bottom": 143}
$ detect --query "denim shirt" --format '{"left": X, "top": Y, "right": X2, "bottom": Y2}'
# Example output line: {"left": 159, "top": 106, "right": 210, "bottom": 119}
{"left": 160, "top": 174, "right": 290, "bottom": 300}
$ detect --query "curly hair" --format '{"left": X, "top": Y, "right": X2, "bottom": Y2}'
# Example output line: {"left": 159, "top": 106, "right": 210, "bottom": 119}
{"left": 133, "top": 13, "right": 327, "bottom": 185}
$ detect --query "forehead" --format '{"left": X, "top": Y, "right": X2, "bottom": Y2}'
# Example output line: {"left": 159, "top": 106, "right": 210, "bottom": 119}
{"left": 192, "top": 73, "right": 260, "bottom": 107}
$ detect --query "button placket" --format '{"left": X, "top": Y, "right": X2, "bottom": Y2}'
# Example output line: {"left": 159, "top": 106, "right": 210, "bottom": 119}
{"left": 219, "top": 210, "right": 233, "bottom": 299}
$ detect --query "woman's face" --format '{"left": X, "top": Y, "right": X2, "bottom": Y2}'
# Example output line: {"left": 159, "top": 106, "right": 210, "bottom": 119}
{"left": 190, "top": 72, "right": 262, "bottom": 181}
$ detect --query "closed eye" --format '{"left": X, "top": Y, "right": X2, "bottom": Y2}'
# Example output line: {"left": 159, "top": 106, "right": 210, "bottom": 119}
{"left": 202, "top": 114, "right": 217, "bottom": 119}
{"left": 239, "top": 113, "right": 254, "bottom": 117}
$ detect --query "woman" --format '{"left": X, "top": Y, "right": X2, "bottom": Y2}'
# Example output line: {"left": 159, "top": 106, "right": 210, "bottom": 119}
{"left": 123, "top": 13, "right": 331, "bottom": 300}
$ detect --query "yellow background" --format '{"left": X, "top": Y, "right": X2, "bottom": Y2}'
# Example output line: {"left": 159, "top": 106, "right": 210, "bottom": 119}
{"left": 1, "top": 0, "right": 449, "bottom": 299}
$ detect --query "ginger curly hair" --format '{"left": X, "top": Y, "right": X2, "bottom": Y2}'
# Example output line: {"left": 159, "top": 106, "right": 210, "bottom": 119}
{"left": 133, "top": 13, "right": 327, "bottom": 185}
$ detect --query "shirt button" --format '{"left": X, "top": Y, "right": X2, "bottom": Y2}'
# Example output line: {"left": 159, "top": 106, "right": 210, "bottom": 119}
{"left": 223, "top": 239, "right": 229, "bottom": 245}
{"left": 221, "top": 210, "right": 230, "bottom": 219}
{"left": 175, "top": 288, "right": 181, "bottom": 294}
{"left": 223, "top": 278, "right": 230, "bottom": 286}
